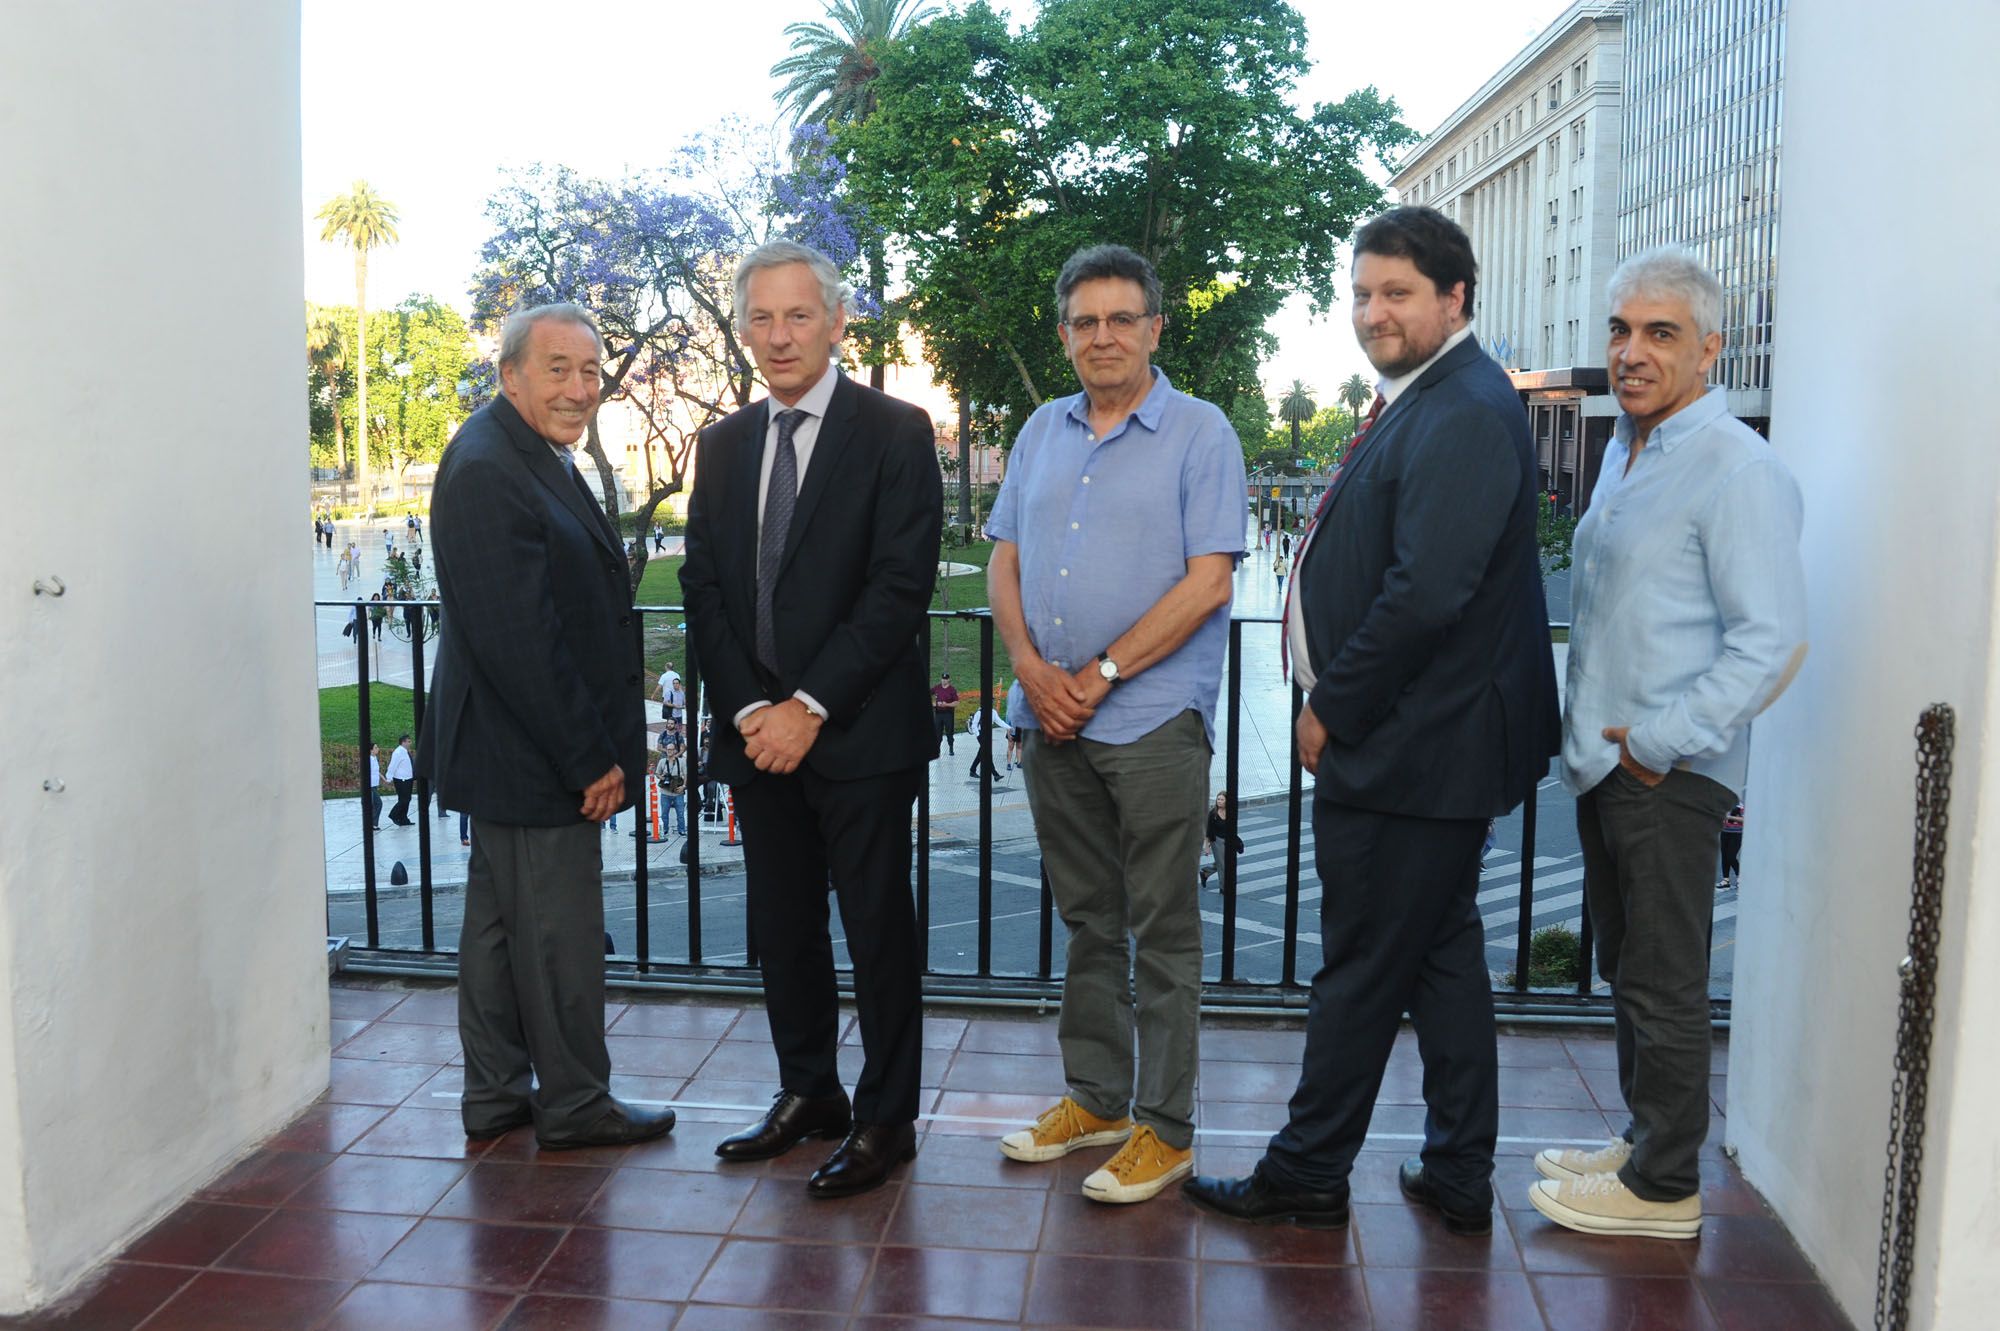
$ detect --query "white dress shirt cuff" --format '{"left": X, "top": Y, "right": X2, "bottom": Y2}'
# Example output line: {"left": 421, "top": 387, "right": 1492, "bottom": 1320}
{"left": 734, "top": 692, "right": 830, "bottom": 729}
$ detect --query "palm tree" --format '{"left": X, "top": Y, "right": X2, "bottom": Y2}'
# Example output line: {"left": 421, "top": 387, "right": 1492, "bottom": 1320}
{"left": 305, "top": 303, "right": 349, "bottom": 486}
{"left": 772, "top": 0, "right": 938, "bottom": 126}
{"left": 1339, "top": 372, "right": 1372, "bottom": 430}
{"left": 317, "top": 182, "right": 400, "bottom": 511}
{"left": 1278, "top": 379, "right": 1316, "bottom": 466}
{"left": 773, "top": 0, "right": 938, "bottom": 391}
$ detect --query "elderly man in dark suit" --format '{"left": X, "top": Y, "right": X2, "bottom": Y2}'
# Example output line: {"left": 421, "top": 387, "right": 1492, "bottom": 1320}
{"left": 1187, "top": 207, "right": 1559, "bottom": 1234}
{"left": 418, "top": 303, "right": 673, "bottom": 1151}
{"left": 680, "top": 240, "right": 942, "bottom": 1198}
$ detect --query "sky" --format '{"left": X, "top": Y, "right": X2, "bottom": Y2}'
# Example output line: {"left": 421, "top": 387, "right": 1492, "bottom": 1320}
{"left": 302, "top": 0, "right": 1574, "bottom": 408}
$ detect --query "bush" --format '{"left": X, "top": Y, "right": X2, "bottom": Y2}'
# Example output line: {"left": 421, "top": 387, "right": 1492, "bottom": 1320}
{"left": 1501, "top": 924, "right": 1584, "bottom": 989}
{"left": 320, "top": 683, "right": 416, "bottom": 797}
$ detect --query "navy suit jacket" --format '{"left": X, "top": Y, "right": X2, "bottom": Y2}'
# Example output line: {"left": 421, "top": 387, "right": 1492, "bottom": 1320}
{"left": 417, "top": 395, "right": 645, "bottom": 825}
{"left": 1298, "top": 336, "right": 1559, "bottom": 819}
{"left": 679, "top": 372, "right": 942, "bottom": 787}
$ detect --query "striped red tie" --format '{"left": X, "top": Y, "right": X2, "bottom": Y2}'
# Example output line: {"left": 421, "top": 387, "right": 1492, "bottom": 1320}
{"left": 1280, "top": 392, "right": 1386, "bottom": 681}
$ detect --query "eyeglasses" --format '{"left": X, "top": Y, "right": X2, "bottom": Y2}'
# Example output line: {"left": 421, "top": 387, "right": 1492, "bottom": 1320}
{"left": 1062, "top": 311, "right": 1153, "bottom": 337}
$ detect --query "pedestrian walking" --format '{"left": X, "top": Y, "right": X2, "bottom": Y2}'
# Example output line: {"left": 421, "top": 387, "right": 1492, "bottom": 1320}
{"left": 1718, "top": 805, "right": 1744, "bottom": 891}
{"left": 1200, "top": 791, "right": 1246, "bottom": 888}
{"left": 967, "top": 705, "right": 1008, "bottom": 779}
{"left": 337, "top": 549, "right": 351, "bottom": 590}
{"left": 386, "top": 733, "right": 416, "bottom": 825}
{"left": 365, "top": 742, "right": 385, "bottom": 829}
{"left": 1274, "top": 550, "right": 1289, "bottom": 595}
{"left": 655, "top": 743, "right": 688, "bottom": 836}
{"left": 368, "top": 593, "right": 386, "bottom": 641}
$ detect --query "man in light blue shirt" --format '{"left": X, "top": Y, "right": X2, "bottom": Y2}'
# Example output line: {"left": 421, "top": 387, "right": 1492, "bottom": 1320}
{"left": 987, "top": 244, "right": 1246, "bottom": 1203}
{"left": 1531, "top": 248, "right": 1806, "bottom": 1241}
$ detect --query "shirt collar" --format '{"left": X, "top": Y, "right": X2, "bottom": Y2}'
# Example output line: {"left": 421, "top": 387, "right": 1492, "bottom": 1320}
{"left": 1064, "top": 367, "right": 1174, "bottom": 435}
{"left": 770, "top": 363, "right": 841, "bottom": 423}
{"left": 1614, "top": 385, "right": 1729, "bottom": 455}
{"left": 1379, "top": 324, "right": 1473, "bottom": 406}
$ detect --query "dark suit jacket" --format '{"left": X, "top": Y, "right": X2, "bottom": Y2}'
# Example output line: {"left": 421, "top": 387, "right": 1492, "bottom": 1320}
{"left": 1298, "top": 335, "right": 1559, "bottom": 819}
{"left": 679, "top": 372, "right": 942, "bottom": 787}
{"left": 416, "top": 394, "right": 645, "bottom": 825}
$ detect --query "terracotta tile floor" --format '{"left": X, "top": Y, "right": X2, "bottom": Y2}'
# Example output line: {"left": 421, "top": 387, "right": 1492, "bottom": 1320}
{"left": 2, "top": 984, "right": 1855, "bottom": 1330}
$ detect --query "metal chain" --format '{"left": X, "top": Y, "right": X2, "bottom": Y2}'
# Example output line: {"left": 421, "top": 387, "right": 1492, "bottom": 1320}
{"left": 1874, "top": 704, "right": 1952, "bottom": 1331}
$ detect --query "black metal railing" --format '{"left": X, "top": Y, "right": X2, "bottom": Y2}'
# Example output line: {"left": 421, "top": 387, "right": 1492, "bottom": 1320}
{"left": 319, "top": 598, "right": 1718, "bottom": 1020}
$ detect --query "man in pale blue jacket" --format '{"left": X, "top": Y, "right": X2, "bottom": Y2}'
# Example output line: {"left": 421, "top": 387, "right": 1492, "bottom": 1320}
{"left": 1533, "top": 248, "right": 1806, "bottom": 1241}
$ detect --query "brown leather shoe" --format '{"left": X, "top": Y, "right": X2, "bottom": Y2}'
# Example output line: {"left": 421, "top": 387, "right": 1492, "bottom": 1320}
{"left": 536, "top": 1099, "right": 676, "bottom": 1151}
{"left": 806, "top": 1121, "right": 917, "bottom": 1198}
{"left": 716, "top": 1090, "right": 853, "bottom": 1162}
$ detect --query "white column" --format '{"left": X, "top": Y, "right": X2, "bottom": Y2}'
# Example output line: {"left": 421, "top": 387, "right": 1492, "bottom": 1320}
{"left": 1729, "top": 3, "right": 2000, "bottom": 1328}
{"left": 0, "top": 0, "right": 327, "bottom": 1312}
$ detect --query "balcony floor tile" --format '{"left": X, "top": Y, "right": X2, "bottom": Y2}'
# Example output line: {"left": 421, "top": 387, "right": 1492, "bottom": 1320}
{"left": 12, "top": 982, "right": 1862, "bottom": 1331}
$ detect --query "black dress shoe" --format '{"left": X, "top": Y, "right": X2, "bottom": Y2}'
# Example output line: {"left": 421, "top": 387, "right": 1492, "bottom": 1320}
{"left": 464, "top": 1108, "right": 533, "bottom": 1141}
{"left": 536, "top": 1099, "right": 676, "bottom": 1150}
{"left": 1182, "top": 1166, "right": 1349, "bottom": 1229}
{"left": 716, "top": 1090, "right": 853, "bottom": 1162}
{"left": 806, "top": 1121, "right": 916, "bottom": 1199}
{"left": 1398, "top": 1157, "right": 1493, "bottom": 1236}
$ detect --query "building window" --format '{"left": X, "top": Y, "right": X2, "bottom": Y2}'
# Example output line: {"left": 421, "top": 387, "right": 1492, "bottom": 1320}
{"left": 1548, "top": 79, "right": 1561, "bottom": 110}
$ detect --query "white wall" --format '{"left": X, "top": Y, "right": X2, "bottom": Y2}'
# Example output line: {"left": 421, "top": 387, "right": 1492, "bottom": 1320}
{"left": 0, "top": 1, "right": 328, "bottom": 1311}
{"left": 1728, "top": 3, "right": 2000, "bottom": 1327}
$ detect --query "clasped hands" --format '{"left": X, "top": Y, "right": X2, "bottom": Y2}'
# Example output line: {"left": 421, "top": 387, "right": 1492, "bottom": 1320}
{"left": 741, "top": 698, "right": 823, "bottom": 774}
{"left": 1018, "top": 656, "right": 1110, "bottom": 744}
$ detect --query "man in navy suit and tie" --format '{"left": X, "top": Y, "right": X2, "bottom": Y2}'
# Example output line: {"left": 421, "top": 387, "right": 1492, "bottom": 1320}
{"left": 1187, "top": 207, "right": 1559, "bottom": 1234}
{"left": 420, "top": 303, "right": 674, "bottom": 1151}
{"left": 680, "top": 240, "right": 942, "bottom": 1197}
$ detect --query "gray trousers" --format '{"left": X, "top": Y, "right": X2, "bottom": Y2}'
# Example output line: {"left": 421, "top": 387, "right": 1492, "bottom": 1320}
{"left": 458, "top": 820, "right": 614, "bottom": 1136}
{"left": 1576, "top": 767, "right": 1736, "bottom": 1201}
{"left": 1021, "top": 710, "right": 1208, "bottom": 1150}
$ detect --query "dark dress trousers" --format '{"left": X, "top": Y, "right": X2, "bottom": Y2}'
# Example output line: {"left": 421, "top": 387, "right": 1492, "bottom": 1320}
{"left": 679, "top": 372, "right": 941, "bottom": 1124}
{"left": 417, "top": 393, "right": 645, "bottom": 1135}
{"left": 1266, "top": 335, "right": 1560, "bottom": 1212}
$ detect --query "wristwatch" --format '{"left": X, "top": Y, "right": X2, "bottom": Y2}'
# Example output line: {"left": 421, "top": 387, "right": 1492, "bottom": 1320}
{"left": 1097, "top": 657, "right": 1122, "bottom": 687}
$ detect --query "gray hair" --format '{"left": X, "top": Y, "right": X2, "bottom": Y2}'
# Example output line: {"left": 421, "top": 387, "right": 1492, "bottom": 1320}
{"left": 733, "top": 240, "right": 853, "bottom": 333}
{"left": 1055, "top": 244, "right": 1162, "bottom": 323}
{"left": 1607, "top": 247, "right": 1723, "bottom": 340}
{"left": 497, "top": 302, "right": 604, "bottom": 370}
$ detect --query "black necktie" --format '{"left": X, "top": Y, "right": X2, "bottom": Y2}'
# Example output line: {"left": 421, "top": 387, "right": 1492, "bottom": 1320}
{"left": 755, "top": 409, "right": 805, "bottom": 673}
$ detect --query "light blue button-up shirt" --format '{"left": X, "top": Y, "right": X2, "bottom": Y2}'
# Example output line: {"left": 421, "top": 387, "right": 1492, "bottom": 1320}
{"left": 986, "top": 369, "right": 1247, "bottom": 745}
{"left": 1561, "top": 388, "right": 1807, "bottom": 798}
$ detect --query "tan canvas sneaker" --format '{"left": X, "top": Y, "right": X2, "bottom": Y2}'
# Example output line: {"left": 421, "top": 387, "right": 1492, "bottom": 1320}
{"left": 1080, "top": 1124, "right": 1193, "bottom": 1204}
{"left": 1530, "top": 1170, "right": 1702, "bottom": 1240}
{"left": 998, "top": 1096, "right": 1133, "bottom": 1163}
{"left": 1535, "top": 1137, "right": 1633, "bottom": 1182}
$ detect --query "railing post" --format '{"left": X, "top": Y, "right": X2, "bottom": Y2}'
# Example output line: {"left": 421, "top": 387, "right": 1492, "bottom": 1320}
{"left": 355, "top": 604, "right": 379, "bottom": 949}
{"left": 977, "top": 613, "right": 994, "bottom": 977}
{"left": 1220, "top": 619, "right": 1242, "bottom": 982}
{"left": 406, "top": 601, "right": 434, "bottom": 953}
{"left": 631, "top": 608, "right": 650, "bottom": 972}
{"left": 916, "top": 616, "right": 932, "bottom": 972}
{"left": 1038, "top": 860, "right": 1055, "bottom": 980}
{"left": 1282, "top": 679, "right": 1305, "bottom": 988}
{"left": 683, "top": 634, "right": 703, "bottom": 968}
{"left": 1514, "top": 782, "right": 1539, "bottom": 992}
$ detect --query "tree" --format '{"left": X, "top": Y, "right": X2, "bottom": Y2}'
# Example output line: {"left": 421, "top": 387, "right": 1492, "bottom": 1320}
{"left": 1338, "top": 371, "right": 1372, "bottom": 429}
{"left": 317, "top": 181, "right": 400, "bottom": 510}
{"left": 373, "top": 298, "right": 476, "bottom": 496}
{"left": 772, "top": 1, "right": 938, "bottom": 390}
{"left": 839, "top": 0, "right": 1416, "bottom": 439}
{"left": 1278, "top": 379, "right": 1316, "bottom": 465}
{"left": 773, "top": 0, "right": 941, "bottom": 126}
{"left": 306, "top": 303, "right": 349, "bottom": 481}
{"left": 470, "top": 128, "right": 858, "bottom": 588}
{"left": 1227, "top": 386, "right": 1278, "bottom": 466}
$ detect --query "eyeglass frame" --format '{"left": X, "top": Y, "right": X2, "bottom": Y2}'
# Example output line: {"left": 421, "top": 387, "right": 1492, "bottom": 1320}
{"left": 1058, "top": 310, "right": 1160, "bottom": 338}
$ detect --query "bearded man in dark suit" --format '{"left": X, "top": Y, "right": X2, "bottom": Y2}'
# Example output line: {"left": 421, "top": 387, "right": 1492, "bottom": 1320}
{"left": 1186, "top": 207, "right": 1559, "bottom": 1236}
{"left": 680, "top": 240, "right": 942, "bottom": 1198}
{"left": 419, "top": 303, "right": 673, "bottom": 1150}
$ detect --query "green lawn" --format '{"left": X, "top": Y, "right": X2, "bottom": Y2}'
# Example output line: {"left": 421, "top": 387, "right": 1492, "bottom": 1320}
{"left": 320, "top": 682, "right": 415, "bottom": 797}
{"left": 629, "top": 541, "right": 1013, "bottom": 720}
